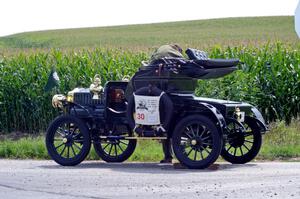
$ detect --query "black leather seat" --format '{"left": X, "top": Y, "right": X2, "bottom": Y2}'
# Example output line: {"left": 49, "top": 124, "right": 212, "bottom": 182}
{"left": 185, "top": 48, "right": 239, "bottom": 69}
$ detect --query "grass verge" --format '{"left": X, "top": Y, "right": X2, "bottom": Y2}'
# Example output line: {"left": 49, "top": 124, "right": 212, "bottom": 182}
{"left": 0, "top": 120, "right": 299, "bottom": 161}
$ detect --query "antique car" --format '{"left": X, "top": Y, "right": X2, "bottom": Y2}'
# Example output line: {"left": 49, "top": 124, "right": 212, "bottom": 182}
{"left": 45, "top": 48, "right": 267, "bottom": 169}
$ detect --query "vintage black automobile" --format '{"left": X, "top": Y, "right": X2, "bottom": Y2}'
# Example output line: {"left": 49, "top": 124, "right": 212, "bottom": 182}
{"left": 46, "top": 48, "right": 267, "bottom": 169}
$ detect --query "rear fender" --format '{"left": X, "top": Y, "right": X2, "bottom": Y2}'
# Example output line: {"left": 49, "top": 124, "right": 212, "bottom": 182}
{"left": 167, "top": 102, "right": 226, "bottom": 138}
{"left": 169, "top": 102, "right": 226, "bottom": 137}
{"left": 199, "top": 102, "right": 226, "bottom": 136}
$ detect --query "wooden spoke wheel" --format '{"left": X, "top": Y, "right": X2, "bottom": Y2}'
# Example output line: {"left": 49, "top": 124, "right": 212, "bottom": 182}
{"left": 46, "top": 115, "right": 91, "bottom": 166}
{"left": 221, "top": 118, "right": 262, "bottom": 164}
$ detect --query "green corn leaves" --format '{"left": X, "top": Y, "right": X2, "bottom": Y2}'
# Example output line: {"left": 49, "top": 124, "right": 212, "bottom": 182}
{"left": 196, "top": 43, "right": 300, "bottom": 124}
{"left": 0, "top": 43, "right": 299, "bottom": 133}
{"left": 0, "top": 49, "right": 146, "bottom": 133}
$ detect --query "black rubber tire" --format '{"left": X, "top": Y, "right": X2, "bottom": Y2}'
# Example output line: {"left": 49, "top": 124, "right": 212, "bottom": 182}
{"left": 172, "top": 115, "right": 222, "bottom": 169}
{"left": 221, "top": 118, "right": 262, "bottom": 164}
{"left": 93, "top": 125, "right": 137, "bottom": 162}
{"left": 46, "top": 115, "right": 91, "bottom": 166}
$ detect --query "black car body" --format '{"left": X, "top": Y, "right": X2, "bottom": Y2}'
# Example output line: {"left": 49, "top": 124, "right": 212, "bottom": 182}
{"left": 46, "top": 48, "right": 267, "bottom": 169}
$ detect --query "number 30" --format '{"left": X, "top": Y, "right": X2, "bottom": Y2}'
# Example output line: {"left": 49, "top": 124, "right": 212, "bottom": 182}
{"left": 137, "top": 113, "right": 145, "bottom": 120}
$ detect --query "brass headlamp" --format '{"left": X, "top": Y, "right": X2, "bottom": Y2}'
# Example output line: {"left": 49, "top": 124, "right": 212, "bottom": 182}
{"left": 52, "top": 94, "right": 66, "bottom": 108}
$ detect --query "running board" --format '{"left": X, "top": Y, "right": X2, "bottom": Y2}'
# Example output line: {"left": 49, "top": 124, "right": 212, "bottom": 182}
{"left": 99, "top": 136, "right": 167, "bottom": 140}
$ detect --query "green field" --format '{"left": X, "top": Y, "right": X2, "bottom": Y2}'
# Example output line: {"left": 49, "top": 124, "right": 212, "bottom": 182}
{"left": 0, "top": 16, "right": 298, "bottom": 54}
{"left": 1, "top": 43, "right": 299, "bottom": 133}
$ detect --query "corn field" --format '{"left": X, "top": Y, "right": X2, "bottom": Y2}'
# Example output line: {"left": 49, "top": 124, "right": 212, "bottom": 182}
{"left": 0, "top": 43, "right": 299, "bottom": 133}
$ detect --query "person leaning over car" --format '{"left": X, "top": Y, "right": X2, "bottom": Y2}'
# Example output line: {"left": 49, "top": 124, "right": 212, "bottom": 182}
{"left": 149, "top": 44, "right": 184, "bottom": 64}
{"left": 150, "top": 44, "right": 184, "bottom": 163}
{"left": 125, "top": 44, "right": 184, "bottom": 99}
{"left": 125, "top": 44, "right": 184, "bottom": 163}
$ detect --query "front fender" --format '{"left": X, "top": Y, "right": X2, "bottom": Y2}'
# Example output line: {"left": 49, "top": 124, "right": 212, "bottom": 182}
{"left": 251, "top": 107, "right": 268, "bottom": 133}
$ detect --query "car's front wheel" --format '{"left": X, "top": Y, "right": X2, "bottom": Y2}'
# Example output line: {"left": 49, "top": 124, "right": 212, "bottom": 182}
{"left": 221, "top": 117, "right": 262, "bottom": 164}
{"left": 46, "top": 115, "right": 91, "bottom": 166}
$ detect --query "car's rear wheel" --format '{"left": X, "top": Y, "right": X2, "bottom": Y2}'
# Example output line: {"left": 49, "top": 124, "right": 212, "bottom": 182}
{"left": 172, "top": 115, "right": 222, "bottom": 169}
{"left": 46, "top": 115, "right": 91, "bottom": 166}
{"left": 221, "top": 117, "right": 262, "bottom": 164}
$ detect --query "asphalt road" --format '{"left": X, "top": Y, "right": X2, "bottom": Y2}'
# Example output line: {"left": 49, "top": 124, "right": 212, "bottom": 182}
{"left": 0, "top": 160, "right": 299, "bottom": 199}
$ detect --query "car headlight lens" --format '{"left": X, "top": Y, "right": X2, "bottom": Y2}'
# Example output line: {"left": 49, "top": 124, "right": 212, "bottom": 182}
{"left": 52, "top": 94, "right": 66, "bottom": 108}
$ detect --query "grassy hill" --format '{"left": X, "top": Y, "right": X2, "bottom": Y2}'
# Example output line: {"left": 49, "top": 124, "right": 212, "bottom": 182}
{"left": 0, "top": 16, "right": 298, "bottom": 53}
